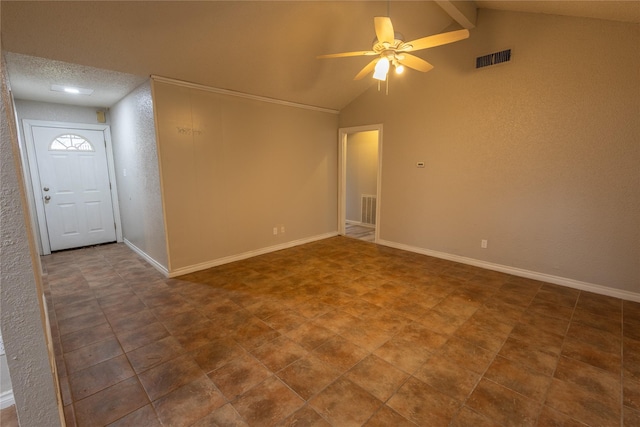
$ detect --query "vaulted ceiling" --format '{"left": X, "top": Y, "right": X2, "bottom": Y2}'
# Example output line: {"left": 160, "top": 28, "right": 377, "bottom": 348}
{"left": 2, "top": 1, "right": 638, "bottom": 111}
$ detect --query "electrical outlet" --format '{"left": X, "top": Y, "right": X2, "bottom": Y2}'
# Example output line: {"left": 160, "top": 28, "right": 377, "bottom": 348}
{"left": 481, "top": 239, "right": 488, "bottom": 249}
{"left": 273, "top": 227, "right": 278, "bottom": 235}
{"left": 280, "top": 225, "right": 285, "bottom": 233}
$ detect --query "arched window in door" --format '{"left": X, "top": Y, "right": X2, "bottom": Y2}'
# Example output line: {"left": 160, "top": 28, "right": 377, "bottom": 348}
{"left": 49, "top": 134, "right": 95, "bottom": 151}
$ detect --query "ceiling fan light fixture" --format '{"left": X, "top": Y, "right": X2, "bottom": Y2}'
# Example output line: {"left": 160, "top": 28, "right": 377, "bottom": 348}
{"left": 373, "top": 57, "right": 390, "bottom": 80}
{"left": 318, "top": 16, "right": 467, "bottom": 81}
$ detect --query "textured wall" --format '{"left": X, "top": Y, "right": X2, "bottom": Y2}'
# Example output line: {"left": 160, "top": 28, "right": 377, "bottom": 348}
{"left": 153, "top": 80, "right": 338, "bottom": 272}
{"left": 346, "top": 131, "right": 378, "bottom": 222}
{"left": 110, "top": 80, "right": 168, "bottom": 269}
{"left": 339, "top": 9, "right": 640, "bottom": 294}
{"left": 1, "top": 57, "right": 63, "bottom": 426}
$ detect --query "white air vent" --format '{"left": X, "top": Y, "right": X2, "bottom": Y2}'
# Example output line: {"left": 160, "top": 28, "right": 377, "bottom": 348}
{"left": 476, "top": 49, "right": 512, "bottom": 69}
{"left": 361, "top": 195, "right": 377, "bottom": 225}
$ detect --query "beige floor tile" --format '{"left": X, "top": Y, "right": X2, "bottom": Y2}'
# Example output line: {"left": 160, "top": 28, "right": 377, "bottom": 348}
{"left": 414, "top": 354, "right": 481, "bottom": 401}
{"left": 251, "top": 336, "right": 308, "bottom": 372}
{"left": 41, "top": 239, "right": 632, "bottom": 426}
{"left": 466, "top": 378, "right": 542, "bottom": 427}
{"left": 545, "top": 377, "right": 621, "bottom": 426}
{"left": 232, "top": 376, "right": 305, "bottom": 427}
{"left": 276, "top": 355, "right": 341, "bottom": 400}
{"left": 208, "top": 353, "right": 271, "bottom": 400}
{"left": 363, "top": 405, "right": 417, "bottom": 426}
{"left": 274, "top": 405, "right": 331, "bottom": 427}
{"left": 152, "top": 376, "right": 225, "bottom": 427}
{"left": 387, "top": 377, "right": 461, "bottom": 426}
{"left": 309, "top": 377, "right": 382, "bottom": 426}
{"left": 345, "top": 354, "right": 409, "bottom": 402}
{"left": 483, "top": 356, "right": 552, "bottom": 403}
{"left": 74, "top": 377, "right": 149, "bottom": 427}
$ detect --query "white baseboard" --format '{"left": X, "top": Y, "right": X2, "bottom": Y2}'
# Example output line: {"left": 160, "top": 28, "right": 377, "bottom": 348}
{"left": 168, "top": 232, "right": 339, "bottom": 278}
{"left": 0, "top": 390, "right": 14, "bottom": 410}
{"left": 123, "top": 239, "right": 170, "bottom": 277}
{"left": 378, "top": 239, "right": 640, "bottom": 302}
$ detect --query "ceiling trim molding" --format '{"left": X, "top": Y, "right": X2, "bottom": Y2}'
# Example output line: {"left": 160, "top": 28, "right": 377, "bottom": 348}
{"left": 151, "top": 75, "right": 340, "bottom": 115}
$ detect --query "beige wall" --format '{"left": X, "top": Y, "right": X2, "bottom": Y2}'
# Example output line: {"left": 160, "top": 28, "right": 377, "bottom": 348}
{"left": 339, "top": 9, "right": 640, "bottom": 295}
{"left": 346, "top": 130, "right": 378, "bottom": 223}
{"left": 152, "top": 80, "right": 339, "bottom": 273}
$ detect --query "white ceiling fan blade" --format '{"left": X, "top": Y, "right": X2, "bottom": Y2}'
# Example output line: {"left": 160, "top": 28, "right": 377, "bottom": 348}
{"left": 374, "top": 16, "right": 395, "bottom": 45}
{"left": 317, "top": 50, "right": 377, "bottom": 59}
{"left": 398, "top": 54, "right": 434, "bottom": 72}
{"left": 354, "top": 58, "right": 379, "bottom": 80}
{"left": 403, "top": 29, "right": 470, "bottom": 52}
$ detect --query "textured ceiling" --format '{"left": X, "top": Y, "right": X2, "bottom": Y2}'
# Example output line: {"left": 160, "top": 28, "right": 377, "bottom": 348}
{"left": 2, "top": 1, "right": 453, "bottom": 110}
{"left": 5, "top": 53, "right": 147, "bottom": 108}
{"left": 2, "top": 1, "right": 638, "bottom": 110}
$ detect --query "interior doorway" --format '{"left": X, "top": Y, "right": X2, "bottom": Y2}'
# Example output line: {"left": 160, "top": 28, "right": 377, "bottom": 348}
{"left": 338, "top": 125, "right": 382, "bottom": 243}
{"left": 23, "top": 119, "right": 122, "bottom": 254}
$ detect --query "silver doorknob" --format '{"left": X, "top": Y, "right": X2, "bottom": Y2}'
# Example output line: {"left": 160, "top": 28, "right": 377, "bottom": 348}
{"left": 44, "top": 195, "right": 51, "bottom": 201}
{"left": 43, "top": 187, "right": 49, "bottom": 192}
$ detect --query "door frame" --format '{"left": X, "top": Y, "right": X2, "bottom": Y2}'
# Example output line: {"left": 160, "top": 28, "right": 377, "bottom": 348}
{"left": 22, "top": 119, "right": 123, "bottom": 255}
{"left": 338, "top": 124, "right": 383, "bottom": 242}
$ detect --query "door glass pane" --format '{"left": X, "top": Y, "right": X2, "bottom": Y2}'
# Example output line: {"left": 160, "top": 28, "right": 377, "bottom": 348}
{"left": 49, "top": 134, "right": 95, "bottom": 151}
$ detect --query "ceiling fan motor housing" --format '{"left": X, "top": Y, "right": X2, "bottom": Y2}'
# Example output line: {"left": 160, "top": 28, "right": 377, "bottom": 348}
{"left": 373, "top": 32, "right": 406, "bottom": 52}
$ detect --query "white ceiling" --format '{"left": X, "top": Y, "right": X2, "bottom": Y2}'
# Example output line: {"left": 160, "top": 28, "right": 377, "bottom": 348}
{"left": 2, "top": 1, "right": 638, "bottom": 111}
{"left": 4, "top": 52, "right": 148, "bottom": 108}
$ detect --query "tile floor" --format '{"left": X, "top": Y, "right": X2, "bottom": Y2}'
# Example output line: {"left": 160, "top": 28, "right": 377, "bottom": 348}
{"left": 345, "top": 224, "right": 375, "bottom": 242}
{"left": 39, "top": 237, "right": 639, "bottom": 426}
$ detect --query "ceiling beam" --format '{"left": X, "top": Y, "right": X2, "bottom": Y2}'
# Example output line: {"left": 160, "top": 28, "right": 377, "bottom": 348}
{"left": 435, "top": 0, "right": 477, "bottom": 29}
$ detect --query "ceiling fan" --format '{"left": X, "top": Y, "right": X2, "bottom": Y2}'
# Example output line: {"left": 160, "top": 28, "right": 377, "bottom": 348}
{"left": 317, "top": 17, "right": 469, "bottom": 81}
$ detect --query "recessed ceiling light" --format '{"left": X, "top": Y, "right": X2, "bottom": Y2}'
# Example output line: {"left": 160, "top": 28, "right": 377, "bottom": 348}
{"left": 50, "top": 84, "right": 94, "bottom": 95}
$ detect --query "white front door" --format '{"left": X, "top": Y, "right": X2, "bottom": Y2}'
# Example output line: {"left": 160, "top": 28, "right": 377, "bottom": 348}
{"left": 31, "top": 125, "right": 117, "bottom": 251}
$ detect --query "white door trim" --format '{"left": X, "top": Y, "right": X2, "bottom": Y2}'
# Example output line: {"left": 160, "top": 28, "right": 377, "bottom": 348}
{"left": 22, "top": 119, "right": 123, "bottom": 255}
{"left": 338, "top": 124, "right": 383, "bottom": 242}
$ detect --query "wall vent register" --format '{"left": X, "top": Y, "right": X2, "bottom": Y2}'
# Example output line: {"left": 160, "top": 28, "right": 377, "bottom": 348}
{"left": 361, "top": 194, "right": 377, "bottom": 225}
{"left": 476, "top": 49, "right": 512, "bottom": 69}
